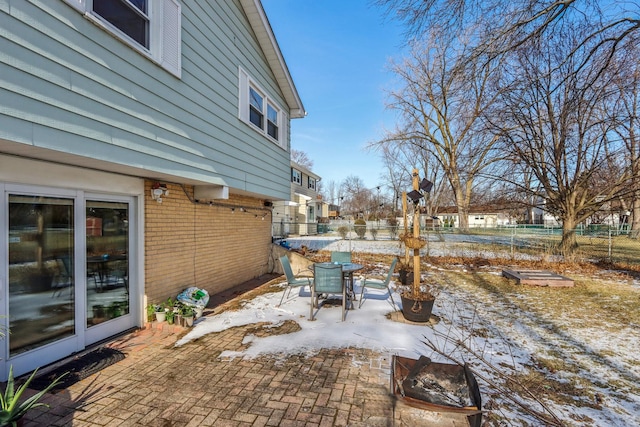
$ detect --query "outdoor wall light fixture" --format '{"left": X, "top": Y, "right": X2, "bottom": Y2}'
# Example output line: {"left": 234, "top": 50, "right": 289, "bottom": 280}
{"left": 151, "top": 182, "right": 169, "bottom": 203}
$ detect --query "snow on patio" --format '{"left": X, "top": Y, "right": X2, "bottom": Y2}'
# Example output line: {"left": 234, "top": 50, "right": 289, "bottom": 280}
{"left": 176, "top": 248, "right": 640, "bottom": 426}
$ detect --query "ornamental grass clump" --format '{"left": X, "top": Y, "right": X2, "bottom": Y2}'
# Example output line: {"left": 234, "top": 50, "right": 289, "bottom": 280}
{"left": 0, "top": 366, "right": 67, "bottom": 427}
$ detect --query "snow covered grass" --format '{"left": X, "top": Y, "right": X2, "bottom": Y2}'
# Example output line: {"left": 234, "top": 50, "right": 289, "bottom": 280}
{"left": 176, "top": 241, "right": 640, "bottom": 426}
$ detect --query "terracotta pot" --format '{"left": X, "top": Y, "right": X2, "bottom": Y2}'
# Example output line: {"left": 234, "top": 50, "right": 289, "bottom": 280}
{"left": 400, "top": 294, "right": 435, "bottom": 323}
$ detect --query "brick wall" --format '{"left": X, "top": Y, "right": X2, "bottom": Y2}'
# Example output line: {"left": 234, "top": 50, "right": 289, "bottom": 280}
{"left": 144, "top": 181, "right": 273, "bottom": 305}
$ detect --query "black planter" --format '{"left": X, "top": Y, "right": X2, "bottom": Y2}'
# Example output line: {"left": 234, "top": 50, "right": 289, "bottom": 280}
{"left": 400, "top": 294, "right": 435, "bottom": 323}
{"left": 398, "top": 269, "right": 414, "bottom": 286}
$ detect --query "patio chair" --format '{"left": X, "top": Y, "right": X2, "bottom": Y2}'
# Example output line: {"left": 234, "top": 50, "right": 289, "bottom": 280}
{"left": 330, "top": 251, "right": 352, "bottom": 263}
{"left": 278, "top": 255, "right": 312, "bottom": 307}
{"left": 52, "top": 255, "right": 73, "bottom": 297}
{"left": 359, "top": 257, "right": 398, "bottom": 309}
{"left": 310, "top": 263, "right": 346, "bottom": 321}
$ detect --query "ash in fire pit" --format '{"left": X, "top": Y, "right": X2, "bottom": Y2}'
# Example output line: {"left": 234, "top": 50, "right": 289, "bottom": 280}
{"left": 392, "top": 355, "right": 482, "bottom": 427}
{"left": 403, "top": 356, "right": 473, "bottom": 407}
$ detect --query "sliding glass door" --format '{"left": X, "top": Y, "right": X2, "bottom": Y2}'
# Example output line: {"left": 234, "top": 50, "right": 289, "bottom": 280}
{"left": 85, "top": 200, "right": 130, "bottom": 329}
{"left": 2, "top": 185, "right": 137, "bottom": 378}
{"left": 8, "top": 195, "right": 75, "bottom": 356}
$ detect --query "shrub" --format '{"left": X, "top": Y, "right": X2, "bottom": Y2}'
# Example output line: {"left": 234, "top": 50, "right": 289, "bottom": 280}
{"left": 337, "top": 226, "right": 349, "bottom": 239}
{"left": 387, "top": 217, "right": 399, "bottom": 240}
{"left": 369, "top": 228, "right": 379, "bottom": 240}
{"left": 354, "top": 219, "right": 367, "bottom": 239}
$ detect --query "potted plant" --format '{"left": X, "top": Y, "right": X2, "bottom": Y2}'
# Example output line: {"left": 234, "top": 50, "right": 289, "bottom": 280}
{"left": 164, "top": 297, "right": 175, "bottom": 312}
{"left": 398, "top": 280, "right": 438, "bottom": 323}
{"left": 153, "top": 304, "right": 166, "bottom": 322}
{"left": 181, "top": 306, "right": 194, "bottom": 327}
{"left": 165, "top": 310, "right": 175, "bottom": 325}
{"left": 0, "top": 366, "right": 67, "bottom": 427}
{"left": 145, "top": 303, "right": 156, "bottom": 323}
{"left": 173, "top": 301, "right": 184, "bottom": 326}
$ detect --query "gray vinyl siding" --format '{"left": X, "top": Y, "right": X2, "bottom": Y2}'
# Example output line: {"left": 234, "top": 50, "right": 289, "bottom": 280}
{"left": 0, "top": 0, "right": 292, "bottom": 199}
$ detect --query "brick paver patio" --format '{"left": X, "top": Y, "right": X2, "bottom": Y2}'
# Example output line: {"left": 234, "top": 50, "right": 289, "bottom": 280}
{"left": 20, "top": 279, "right": 409, "bottom": 427}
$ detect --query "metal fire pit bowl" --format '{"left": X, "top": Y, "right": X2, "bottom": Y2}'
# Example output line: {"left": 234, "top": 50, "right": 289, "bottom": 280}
{"left": 391, "top": 355, "right": 482, "bottom": 427}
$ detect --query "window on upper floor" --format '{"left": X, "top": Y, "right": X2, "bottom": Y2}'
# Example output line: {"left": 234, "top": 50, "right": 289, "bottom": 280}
{"left": 267, "top": 104, "right": 279, "bottom": 140}
{"left": 239, "top": 67, "right": 287, "bottom": 148}
{"left": 292, "top": 169, "right": 302, "bottom": 185}
{"left": 93, "top": 0, "right": 149, "bottom": 48}
{"left": 308, "top": 177, "right": 316, "bottom": 191}
{"left": 62, "top": 0, "right": 181, "bottom": 77}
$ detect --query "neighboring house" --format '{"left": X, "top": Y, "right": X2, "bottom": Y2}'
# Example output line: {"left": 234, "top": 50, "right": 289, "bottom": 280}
{"left": 272, "top": 162, "right": 321, "bottom": 236}
{"left": 435, "top": 206, "right": 516, "bottom": 228}
{"left": 0, "top": 0, "right": 304, "bottom": 380}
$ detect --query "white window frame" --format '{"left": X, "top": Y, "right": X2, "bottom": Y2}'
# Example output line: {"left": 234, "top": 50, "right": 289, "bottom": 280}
{"left": 292, "top": 169, "right": 302, "bottom": 185}
{"left": 238, "top": 67, "right": 287, "bottom": 148}
{"left": 62, "top": 0, "right": 182, "bottom": 78}
{"left": 308, "top": 177, "right": 316, "bottom": 191}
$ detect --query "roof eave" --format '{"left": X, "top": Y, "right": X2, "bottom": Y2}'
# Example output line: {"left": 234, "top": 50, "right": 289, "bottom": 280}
{"left": 240, "top": 0, "right": 306, "bottom": 119}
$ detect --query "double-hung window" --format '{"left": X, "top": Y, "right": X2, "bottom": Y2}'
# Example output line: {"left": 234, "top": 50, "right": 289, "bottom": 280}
{"left": 239, "top": 67, "right": 287, "bottom": 147}
{"left": 93, "top": 0, "right": 149, "bottom": 48}
{"left": 292, "top": 169, "right": 302, "bottom": 185}
{"left": 62, "top": 0, "right": 182, "bottom": 77}
{"left": 308, "top": 177, "right": 316, "bottom": 191}
{"left": 249, "top": 88, "right": 264, "bottom": 129}
{"left": 267, "top": 104, "right": 279, "bottom": 140}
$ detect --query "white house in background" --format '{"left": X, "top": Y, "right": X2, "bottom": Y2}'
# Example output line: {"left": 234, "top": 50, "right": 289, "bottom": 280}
{"left": 272, "top": 162, "right": 322, "bottom": 236}
{"left": 435, "top": 206, "right": 516, "bottom": 228}
{"left": 0, "top": 0, "right": 304, "bottom": 380}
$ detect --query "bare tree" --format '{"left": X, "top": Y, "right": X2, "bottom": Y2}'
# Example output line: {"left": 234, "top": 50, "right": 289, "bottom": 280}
{"left": 375, "top": 137, "right": 447, "bottom": 217}
{"left": 375, "top": 0, "right": 639, "bottom": 73}
{"left": 489, "top": 23, "right": 631, "bottom": 254}
{"left": 378, "top": 144, "right": 408, "bottom": 214}
{"left": 291, "top": 149, "right": 313, "bottom": 169}
{"left": 607, "top": 43, "right": 640, "bottom": 237}
{"left": 321, "top": 180, "right": 339, "bottom": 206}
{"left": 339, "top": 175, "right": 374, "bottom": 218}
{"left": 376, "top": 31, "right": 504, "bottom": 229}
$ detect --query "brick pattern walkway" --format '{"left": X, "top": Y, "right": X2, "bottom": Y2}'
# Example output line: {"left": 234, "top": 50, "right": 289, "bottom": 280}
{"left": 22, "top": 320, "right": 399, "bottom": 426}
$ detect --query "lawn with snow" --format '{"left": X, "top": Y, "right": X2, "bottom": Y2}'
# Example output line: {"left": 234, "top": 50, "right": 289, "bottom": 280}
{"left": 177, "top": 245, "right": 640, "bottom": 426}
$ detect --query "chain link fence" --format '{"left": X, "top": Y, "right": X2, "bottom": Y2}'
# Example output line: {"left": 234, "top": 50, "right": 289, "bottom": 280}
{"left": 274, "top": 221, "right": 640, "bottom": 265}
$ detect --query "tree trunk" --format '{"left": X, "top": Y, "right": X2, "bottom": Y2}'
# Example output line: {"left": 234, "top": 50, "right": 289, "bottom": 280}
{"left": 559, "top": 217, "right": 578, "bottom": 257}
{"left": 457, "top": 204, "right": 469, "bottom": 230}
{"left": 630, "top": 195, "right": 640, "bottom": 239}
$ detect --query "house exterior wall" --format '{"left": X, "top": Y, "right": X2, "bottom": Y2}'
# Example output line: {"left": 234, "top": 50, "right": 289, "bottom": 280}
{"left": 0, "top": 0, "right": 291, "bottom": 199}
{"left": 1, "top": 0, "right": 296, "bottom": 293}
{"left": 0, "top": 0, "right": 301, "bottom": 378}
{"left": 144, "top": 181, "right": 272, "bottom": 305}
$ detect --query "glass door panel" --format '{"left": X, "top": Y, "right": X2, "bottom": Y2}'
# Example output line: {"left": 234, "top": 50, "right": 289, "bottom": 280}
{"left": 86, "top": 201, "right": 129, "bottom": 327}
{"left": 8, "top": 195, "right": 74, "bottom": 356}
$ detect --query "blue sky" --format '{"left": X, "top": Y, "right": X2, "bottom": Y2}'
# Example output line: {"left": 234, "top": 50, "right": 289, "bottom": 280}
{"left": 261, "top": 0, "right": 406, "bottom": 196}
